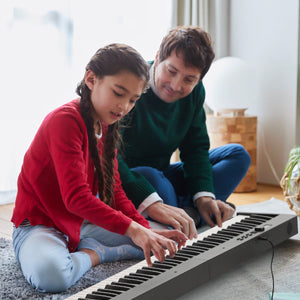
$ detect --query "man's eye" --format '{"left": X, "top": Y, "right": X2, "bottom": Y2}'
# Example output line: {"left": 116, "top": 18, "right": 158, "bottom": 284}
{"left": 185, "top": 78, "right": 193, "bottom": 84}
{"left": 168, "top": 69, "right": 176, "bottom": 75}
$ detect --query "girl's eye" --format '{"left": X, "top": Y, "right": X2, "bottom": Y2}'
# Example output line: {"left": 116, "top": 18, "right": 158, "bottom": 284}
{"left": 113, "top": 90, "right": 123, "bottom": 97}
{"left": 130, "top": 99, "right": 137, "bottom": 104}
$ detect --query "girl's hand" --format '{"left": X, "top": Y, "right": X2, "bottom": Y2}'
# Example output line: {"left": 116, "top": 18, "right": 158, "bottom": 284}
{"left": 151, "top": 228, "right": 188, "bottom": 250}
{"left": 125, "top": 221, "right": 184, "bottom": 267}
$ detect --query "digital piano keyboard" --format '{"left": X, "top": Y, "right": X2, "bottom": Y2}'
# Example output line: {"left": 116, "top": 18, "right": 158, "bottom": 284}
{"left": 66, "top": 213, "right": 298, "bottom": 300}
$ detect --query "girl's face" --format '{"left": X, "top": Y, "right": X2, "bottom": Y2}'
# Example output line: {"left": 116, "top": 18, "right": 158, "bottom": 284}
{"left": 85, "top": 70, "right": 145, "bottom": 125}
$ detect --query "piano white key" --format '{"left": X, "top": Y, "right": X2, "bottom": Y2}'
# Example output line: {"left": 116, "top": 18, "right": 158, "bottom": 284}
{"left": 66, "top": 215, "right": 247, "bottom": 299}
{"left": 184, "top": 214, "right": 247, "bottom": 247}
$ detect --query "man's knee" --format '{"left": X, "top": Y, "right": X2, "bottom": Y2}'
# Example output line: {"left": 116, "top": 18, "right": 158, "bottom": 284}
{"left": 131, "top": 166, "right": 164, "bottom": 182}
{"left": 230, "top": 143, "right": 251, "bottom": 168}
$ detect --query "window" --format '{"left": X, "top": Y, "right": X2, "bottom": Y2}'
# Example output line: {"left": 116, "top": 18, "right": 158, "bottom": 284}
{"left": 0, "top": 0, "right": 172, "bottom": 203}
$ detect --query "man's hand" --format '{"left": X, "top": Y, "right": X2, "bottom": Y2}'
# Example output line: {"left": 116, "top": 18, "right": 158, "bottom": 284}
{"left": 195, "top": 196, "right": 235, "bottom": 228}
{"left": 146, "top": 202, "right": 197, "bottom": 239}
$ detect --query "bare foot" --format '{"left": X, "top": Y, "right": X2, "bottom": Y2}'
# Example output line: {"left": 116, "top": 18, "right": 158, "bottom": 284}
{"left": 79, "top": 248, "right": 100, "bottom": 267}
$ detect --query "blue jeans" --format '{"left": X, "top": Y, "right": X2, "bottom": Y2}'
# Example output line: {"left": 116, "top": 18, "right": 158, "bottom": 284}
{"left": 131, "top": 144, "right": 251, "bottom": 208}
{"left": 12, "top": 222, "right": 141, "bottom": 293}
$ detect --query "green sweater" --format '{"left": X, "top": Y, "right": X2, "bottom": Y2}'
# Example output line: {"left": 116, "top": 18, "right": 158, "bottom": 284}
{"left": 117, "top": 81, "right": 214, "bottom": 208}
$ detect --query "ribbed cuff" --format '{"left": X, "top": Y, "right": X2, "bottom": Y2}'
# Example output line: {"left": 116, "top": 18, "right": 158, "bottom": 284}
{"left": 137, "top": 192, "right": 163, "bottom": 218}
{"left": 193, "top": 192, "right": 215, "bottom": 206}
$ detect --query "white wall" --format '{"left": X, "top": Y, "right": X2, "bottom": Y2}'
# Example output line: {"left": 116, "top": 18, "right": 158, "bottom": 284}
{"left": 229, "top": 0, "right": 299, "bottom": 184}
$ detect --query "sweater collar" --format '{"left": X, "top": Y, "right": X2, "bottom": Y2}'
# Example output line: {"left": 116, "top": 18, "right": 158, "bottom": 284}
{"left": 149, "top": 64, "right": 159, "bottom": 97}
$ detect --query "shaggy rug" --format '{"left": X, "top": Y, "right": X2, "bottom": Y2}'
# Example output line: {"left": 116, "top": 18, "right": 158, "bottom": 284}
{"left": 0, "top": 237, "right": 139, "bottom": 300}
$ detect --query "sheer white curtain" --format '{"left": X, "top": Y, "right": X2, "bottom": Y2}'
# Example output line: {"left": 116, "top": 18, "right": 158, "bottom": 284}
{"left": 0, "top": 1, "right": 74, "bottom": 204}
{"left": 171, "top": 0, "right": 230, "bottom": 59}
{"left": 0, "top": 0, "right": 172, "bottom": 204}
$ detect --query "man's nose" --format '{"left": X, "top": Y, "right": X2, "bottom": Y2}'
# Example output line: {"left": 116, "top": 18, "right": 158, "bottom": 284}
{"left": 170, "top": 76, "right": 183, "bottom": 92}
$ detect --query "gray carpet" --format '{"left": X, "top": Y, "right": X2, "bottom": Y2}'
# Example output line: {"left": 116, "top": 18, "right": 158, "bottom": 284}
{"left": 0, "top": 237, "right": 139, "bottom": 300}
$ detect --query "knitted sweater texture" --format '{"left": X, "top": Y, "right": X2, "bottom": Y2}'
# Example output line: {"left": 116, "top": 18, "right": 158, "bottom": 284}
{"left": 118, "top": 82, "right": 214, "bottom": 208}
{"left": 12, "top": 100, "right": 149, "bottom": 252}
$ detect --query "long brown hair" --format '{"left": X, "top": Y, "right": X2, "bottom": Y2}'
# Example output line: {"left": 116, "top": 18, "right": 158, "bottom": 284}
{"left": 76, "top": 43, "right": 149, "bottom": 206}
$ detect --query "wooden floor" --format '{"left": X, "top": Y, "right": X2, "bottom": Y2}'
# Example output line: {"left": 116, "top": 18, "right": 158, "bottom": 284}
{"left": 0, "top": 183, "right": 285, "bottom": 240}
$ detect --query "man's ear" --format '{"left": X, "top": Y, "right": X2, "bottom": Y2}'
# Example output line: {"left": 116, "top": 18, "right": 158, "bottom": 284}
{"left": 85, "top": 70, "right": 96, "bottom": 90}
{"left": 154, "top": 51, "right": 160, "bottom": 67}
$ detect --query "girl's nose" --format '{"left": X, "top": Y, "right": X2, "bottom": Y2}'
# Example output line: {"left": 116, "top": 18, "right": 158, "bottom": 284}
{"left": 117, "top": 101, "right": 129, "bottom": 111}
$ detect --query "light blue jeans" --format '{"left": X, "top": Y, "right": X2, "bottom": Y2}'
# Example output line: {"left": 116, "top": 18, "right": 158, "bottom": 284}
{"left": 12, "top": 221, "right": 142, "bottom": 293}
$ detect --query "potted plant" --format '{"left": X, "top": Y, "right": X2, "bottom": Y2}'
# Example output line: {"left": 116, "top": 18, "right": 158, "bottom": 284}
{"left": 280, "top": 147, "right": 300, "bottom": 216}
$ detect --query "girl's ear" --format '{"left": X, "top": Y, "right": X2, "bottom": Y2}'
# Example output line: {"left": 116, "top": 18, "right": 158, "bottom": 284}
{"left": 85, "top": 70, "right": 96, "bottom": 90}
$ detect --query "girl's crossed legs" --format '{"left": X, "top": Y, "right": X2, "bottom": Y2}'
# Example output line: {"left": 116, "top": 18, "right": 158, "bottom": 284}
{"left": 13, "top": 222, "right": 143, "bottom": 293}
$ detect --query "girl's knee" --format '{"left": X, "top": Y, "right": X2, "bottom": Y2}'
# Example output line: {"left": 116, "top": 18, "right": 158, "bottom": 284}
{"left": 25, "top": 253, "right": 73, "bottom": 292}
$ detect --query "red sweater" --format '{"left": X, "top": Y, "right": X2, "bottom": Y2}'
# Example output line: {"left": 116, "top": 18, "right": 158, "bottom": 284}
{"left": 11, "top": 99, "right": 149, "bottom": 252}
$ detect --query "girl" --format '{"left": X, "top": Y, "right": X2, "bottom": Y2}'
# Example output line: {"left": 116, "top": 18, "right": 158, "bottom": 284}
{"left": 11, "top": 44, "right": 187, "bottom": 293}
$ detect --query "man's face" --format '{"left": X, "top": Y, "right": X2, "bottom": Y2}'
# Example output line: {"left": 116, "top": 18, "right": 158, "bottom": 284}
{"left": 153, "top": 50, "right": 201, "bottom": 103}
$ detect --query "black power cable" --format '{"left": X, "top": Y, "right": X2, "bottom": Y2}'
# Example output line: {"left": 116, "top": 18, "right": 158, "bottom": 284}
{"left": 257, "top": 236, "right": 275, "bottom": 300}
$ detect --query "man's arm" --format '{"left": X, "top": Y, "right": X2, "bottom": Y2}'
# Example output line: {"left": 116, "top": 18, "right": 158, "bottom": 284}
{"left": 117, "top": 154, "right": 197, "bottom": 239}
{"left": 179, "top": 83, "right": 215, "bottom": 196}
{"left": 117, "top": 153, "right": 157, "bottom": 208}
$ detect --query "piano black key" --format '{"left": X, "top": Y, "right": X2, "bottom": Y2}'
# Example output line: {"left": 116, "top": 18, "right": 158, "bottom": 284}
{"left": 121, "top": 275, "right": 144, "bottom": 285}
{"left": 178, "top": 248, "right": 201, "bottom": 256}
{"left": 110, "top": 281, "right": 134, "bottom": 289}
{"left": 93, "top": 287, "right": 121, "bottom": 296}
{"left": 228, "top": 223, "right": 252, "bottom": 231}
{"left": 185, "top": 245, "right": 205, "bottom": 253}
{"left": 92, "top": 290, "right": 119, "bottom": 298}
{"left": 241, "top": 218, "right": 263, "bottom": 226}
{"left": 84, "top": 287, "right": 122, "bottom": 299}
{"left": 176, "top": 249, "right": 195, "bottom": 258}
{"left": 171, "top": 254, "right": 190, "bottom": 262}
{"left": 249, "top": 214, "right": 273, "bottom": 221}
{"left": 190, "top": 243, "right": 211, "bottom": 252}
{"left": 127, "top": 273, "right": 152, "bottom": 281}
{"left": 210, "top": 233, "right": 232, "bottom": 240}
{"left": 96, "top": 288, "right": 121, "bottom": 295}
{"left": 152, "top": 262, "right": 173, "bottom": 269}
{"left": 160, "top": 257, "right": 181, "bottom": 265}
{"left": 218, "top": 228, "right": 240, "bottom": 237}
{"left": 105, "top": 283, "right": 129, "bottom": 292}
{"left": 203, "top": 236, "right": 227, "bottom": 244}
{"left": 141, "top": 266, "right": 166, "bottom": 274}
{"left": 84, "top": 294, "right": 111, "bottom": 300}
{"left": 194, "top": 240, "right": 217, "bottom": 248}
{"left": 137, "top": 268, "right": 161, "bottom": 276}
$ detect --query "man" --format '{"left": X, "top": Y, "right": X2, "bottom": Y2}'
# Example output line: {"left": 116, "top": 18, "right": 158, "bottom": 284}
{"left": 117, "top": 26, "right": 251, "bottom": 239}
